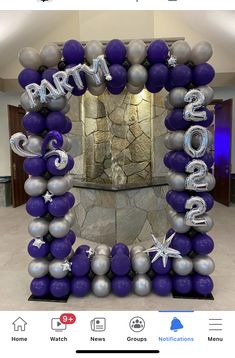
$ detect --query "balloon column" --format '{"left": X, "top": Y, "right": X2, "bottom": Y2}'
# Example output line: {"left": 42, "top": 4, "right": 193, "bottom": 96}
{"left": 10, "top": 38, "right": 215, "bottom": 300}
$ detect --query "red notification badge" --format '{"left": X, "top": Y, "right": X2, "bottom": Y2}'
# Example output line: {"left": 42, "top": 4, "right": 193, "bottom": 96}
{"left": 60, "top": 313, "right": 76, "bottom": 325}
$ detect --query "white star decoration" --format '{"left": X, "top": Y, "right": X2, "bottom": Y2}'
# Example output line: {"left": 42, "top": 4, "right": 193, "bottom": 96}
{"left": 32, "top": 237, "right": 45, "bottom": 249}
{"left": 61, "top": 260, "right": 72, "bottom": 272}
{"left": 167, "top": 55, "right": 177, "bottom": 67}
{"left": 86, "top": 248, "right": 94, "bottom": 258}
{"left": 43, "top": 191, "right": 53, "bottom": 203}
{"left": 144, "top": 233, "right": 182, "bottom": 268}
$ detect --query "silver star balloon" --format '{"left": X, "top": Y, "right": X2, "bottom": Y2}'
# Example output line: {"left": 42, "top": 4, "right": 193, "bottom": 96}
{"left": 167, "top": 55, "right": 177, "bottom": 67}
{"left": 32, "top": 237, "right": 45, "bottom": 249}
{"left": 86, "top": 248, "right": 94, "bottom": 258}
{"left": 43, "top": 191, "right": 53, "bottom": 203}
{"left": 61, "top": 260, "right": 72, "bottom": 272}
{"left": 144, "top": 233, "right": 182, "bottom": 268}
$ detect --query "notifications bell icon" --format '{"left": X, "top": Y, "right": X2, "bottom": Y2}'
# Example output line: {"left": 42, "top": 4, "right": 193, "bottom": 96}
{"left": 170, "top": 317, "right": 183, "bottom": 332}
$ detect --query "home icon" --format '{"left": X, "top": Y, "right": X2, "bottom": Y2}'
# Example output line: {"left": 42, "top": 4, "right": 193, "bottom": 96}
{"left": 12, "top": 317, "right": 27, "bottom": 332}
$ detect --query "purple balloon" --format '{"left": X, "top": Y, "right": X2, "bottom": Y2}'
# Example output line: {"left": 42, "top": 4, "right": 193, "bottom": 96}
{"left": 71, "top": 277, "right": 91, "bottom": 297}
{"left": 152, "top": 257, "right": 172, "bottom": 274}
{"left": 112, "top": 276, "right": 132, "bottom": 297}
{"left": 50, "top": 238, "right": 72, "bottom": 259}
{"left": 23, "top": 157, "right": 46, "bottom": 176}
{"left": 165, "top": 78, "right": 176, "bottom": 92}
{"left": 26, "top": 196, "right": 48, "bottom": 217}
{"left": 65, "top": 230, "right": 76, "bottom": 246}
{"left": 71, "top": 254, "right": 90, "bottom": 277}
{"left": 107, "top": 84, "right": 125, "bottom": 95}
{"left": 67, "top": 64, "right": 87, "bottom": 96}
{"left": 23, "top": 112, "right": 46, "bottom": 134}
{"left": 166, "top": 190, "right": 174, "bottom": 204}
{"left": 46, "top": 154, "right": 74, "bottom": 176}
{"left": 145, "top": 80, "right": 163, "bottom": 93}
{"left": 147, "top": 40, "right": 169, "bottom": 64}
{"left": 105, "top": 39, "right": 126, "bottom": 64}
{"left": 148, "top": 64, "right": 169, "bottom": 86}
{"left": 197, "top": 192, "right": 214, "bottom": 211}
{"left": 152, "top": 274, "right": 172, "bottom": 296}
{"left": 111, "top": 243, "right": 129, "bottom": 256}
{"left": 18, "top": 68, "right": 41, "bottom": 89}
{"left": 168, "top": 231, "right": 192, "bottom": 256}
{"left": 30, "top": 275, "right": 50, "bottom": 297}
{"left": 50, "top": 277, "right": 70, "bottom": 298}
{"left": 173, "top": 274, "right": 193, "bottom": 294}
{"left": 201, "top": 152, "right": 214, "bottom": 169}
{"left": 165, "top": 116, "right": 176, "bottom": 131}
{"left": 61, "top": 117, "right": 72, "bottom": 134}
{"left": 48, "top": 195, "right": 70, "bottom": 217}
{"left": 169, "top": 65, "right": 192, "bottom": 87}
{"left": 192, "top": 274, "right": 214, "bottom": 295}
{"left": 108, "top": 64, "right": 127, "bottom": 88}
{"left": 111, "top": 253, "right": 131, "bottom": 276}
{"left": 164, "top": 150, "right": 190, "bottom": 172}
{"left": 163, "top": 151, "right": 176, "bottom": 168}
{"left": 192, "top": 63, "right": 215, "bottom": 86}
{"left": 197, "top": 108, "right": 214, "bottom": 127}
{"left": 63, "top": 39, "right": 84, "bottom": 64}
{"left": 63, "top": 192, "right": 75, "bottom": 209}
{"left": 168, "top": 190, "right": 190, "bottom": 212}
{"left": 75, "top": 245, "right": 90, "bottom": 256}
{"left": 28, "top": 239, "right": 50, "bottom": 258}
{"left": 46, "top": 112, "right": 67, "bottom": 132}
{"left": 42, "top": 68, "right": 58, "bottom": 84}
{"left": 192, "top": 233, "right": 214, "bottom": 255}
{"left": 165, "top": 109, "right": 190, "bottom": 131}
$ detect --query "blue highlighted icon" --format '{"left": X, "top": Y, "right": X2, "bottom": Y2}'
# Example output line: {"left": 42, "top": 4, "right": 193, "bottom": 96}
{"left": 170, "top": 317, "right": 184, "bottom": 332}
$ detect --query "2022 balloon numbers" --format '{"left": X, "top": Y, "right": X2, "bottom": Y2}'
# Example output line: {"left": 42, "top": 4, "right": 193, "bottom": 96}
{"left": 11, "top": 39, "right": 215, "bottom": 299}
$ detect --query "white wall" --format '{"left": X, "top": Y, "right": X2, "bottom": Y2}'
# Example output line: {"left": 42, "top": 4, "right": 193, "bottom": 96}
{"left": 213, "top": 87, "right": 235, "bottom": 173}
{"left": 0, "top": 93, "right": 20, "bottom": 176}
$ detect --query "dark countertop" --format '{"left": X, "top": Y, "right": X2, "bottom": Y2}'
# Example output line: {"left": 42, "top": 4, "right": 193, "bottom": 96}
{"left": 73, "top": 176, "right": 168, "bottom": 192}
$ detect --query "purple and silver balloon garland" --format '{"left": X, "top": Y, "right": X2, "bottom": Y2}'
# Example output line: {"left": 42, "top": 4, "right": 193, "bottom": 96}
{"left": 11, "top": 38, "right": 215, "bottom": 299}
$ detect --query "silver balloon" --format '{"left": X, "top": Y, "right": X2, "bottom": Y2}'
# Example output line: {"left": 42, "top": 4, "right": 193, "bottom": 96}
{"left": 185, "top": 196, "right": 207, "bottom": 226}
{"left": 92, "top": 275, "right": 111, "bottom": 297}
{"left": 86, "top": 68, "right": 105, "bottom": 86}
{"left": 65, "top": 174, "right": 74, "bottom": 189}
{"left": 130, "top": 245, "right": 145, "bottom": 257}
{"left": 61, "top": 102, "right": 70, "bottom": 114}
{"left": 169, "top": 87, "right": 187, "bottom": 108}
{"left": 205, "top": 173, "right": 216, "bottom": 191}
{"left": 91, "top": 254, "right": 110, "bottom": 275}
{"left": 164, "top": 94, "right": 174, "bottom": 111}
{"left": 18, "top": 47, "right": 42, "bottom": 70}
{"left": 88, "top": 83, "right": 106, "bottom": 96}
{"left": 49, "top": 218, "right": 70, "bottom": 238}
{"left": 127, "top": 39, "right": 146, "bottom": 64}
{"left": 20, "top": 91, "right": 42, "bottom": 112}
{"left": 185, "top": 160, "right": 209, "bottom": 191}
{"left": 167, "top": 171, "right": 187, "bottom": 191}
{"left": 170, "top": 40, "right": 191, "bottom": 64}
{"left": 128, "top": 64, "right": 148, "bottom": 87}
{"left": 126, "top": 83, "right": 144, "bottom": 94}
{"left": 28, "top": 258, "right": 49, "bottom": 278}
{"left": 191, "top": 41, "right": 213, "bottom": 65}
{"left": 164, "top": 131, "right": 185, "bottom": 150}
{"left": 47, "top": 96, "right": 67, "bottom": 111}
{"left": 24, "top": 176, "right": 47, "bottom": 197}
{"left": 193, "top": 214, "right": 214, "bottom": 233}
{"left": 28, "top": 218, "right": 49, "bottom": 237}
{"left": 24, "top": 135, "right": 43, "bottom": 154}
{"left": 172, "top": 256, "right": 193, "bottom": 276}
{"left": 184, "top": 89, "right": 207, "bottom": 122}
{"left": 64, "top": 210, "right": 75, "bottom": 227}
{"left": 197, "top": 86, "right": 214, "bottom": 105}
{"left": 133, "top": 274, "right": 151, "bottom": 296}
{"left": 131, "top": 252, "right": 151, "bottom": 274}
{"left": 184, "top": 125, "right": 209, "bottom": 158}
{"left": 95, "top": 244, "right": 111, "bottom": 257}
{"left": 85, "top": 40, "right": 104, "bottom": 64}
{"left": 169, "top": 212, "right": 189, "bottom": 233}
{"left": 40, "top": 43, "right": 61, "bottom": 67}
{"left": 47, "top": 176, "right": 69, "bottom": 196}
{"left": 193, "top": 255, "right": 215, "bottom": 275}
{"left": 49, "top": 259, "right": 69, "bottom": 279}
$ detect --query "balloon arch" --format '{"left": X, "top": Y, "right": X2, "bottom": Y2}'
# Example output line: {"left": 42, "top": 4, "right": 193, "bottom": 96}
{"left": 10, "top": 38, "right": 215, "bottom": 300}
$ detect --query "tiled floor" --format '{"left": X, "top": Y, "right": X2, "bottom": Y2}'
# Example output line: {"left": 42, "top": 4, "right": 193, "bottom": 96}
{"left": 0, "top": 202, "right": 234, "bottom": 311}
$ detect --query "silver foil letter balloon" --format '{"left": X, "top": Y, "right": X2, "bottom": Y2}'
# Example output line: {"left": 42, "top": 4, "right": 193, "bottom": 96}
{"left": 183, "top": 89, "right": 207, "bottom": 122}
{"left": 185, "top": 196, "right": 207, "bottom": 226}
{"left": 183, "top": 125, "right": 209, "bottom": 158}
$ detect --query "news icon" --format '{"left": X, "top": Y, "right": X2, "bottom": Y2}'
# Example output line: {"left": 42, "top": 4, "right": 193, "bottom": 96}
{"left": 90, "top": 317, "right": 106, "bottom": 332}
